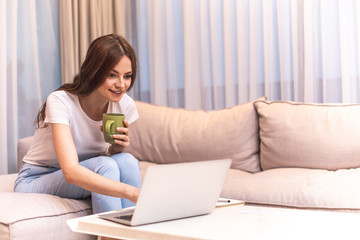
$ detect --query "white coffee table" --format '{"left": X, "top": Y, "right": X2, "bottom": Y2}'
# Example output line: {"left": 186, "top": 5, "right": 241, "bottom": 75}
{"left": 67, "top": 203, "right": 360, "bottom": 240}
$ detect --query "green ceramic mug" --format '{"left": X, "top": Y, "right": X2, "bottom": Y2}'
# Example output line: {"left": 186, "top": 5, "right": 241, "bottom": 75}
{"left": 102, "top": 113, "right": 125, "bottom": 144}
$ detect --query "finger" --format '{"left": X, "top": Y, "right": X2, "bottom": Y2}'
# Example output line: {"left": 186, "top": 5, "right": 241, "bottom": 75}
{"left": 123, "top": 120, "right": 129, "bottom": 128}
{"left": 113, "top": 134, "right": 130, "bottom": 142}
{"left": 99, "top": 125, "right": 103, "bottom": 132}
{"left": 114, "top": 138, "right": 130, "bottom": 147}
{"left": 116, "top": 127, "right": 129, "bottom": 136}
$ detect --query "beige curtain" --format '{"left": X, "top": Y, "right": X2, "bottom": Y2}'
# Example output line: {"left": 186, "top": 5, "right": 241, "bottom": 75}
{"left": 59, "top": 0, "right": 126, "bottom": 84}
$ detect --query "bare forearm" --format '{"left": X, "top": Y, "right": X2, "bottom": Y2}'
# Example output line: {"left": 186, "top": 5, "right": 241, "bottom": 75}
{"left": 66, "top": 165, "right": 139, "bottom": 202}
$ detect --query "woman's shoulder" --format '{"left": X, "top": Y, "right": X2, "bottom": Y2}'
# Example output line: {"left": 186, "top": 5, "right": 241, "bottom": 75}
{"left": 48, "top": 90, "right": 74, "bottom": 98}
{"left": 46, "top": 90, "right": 79, "bottom": 113}
{"left": 47, "top": 90, "right": 77, "bottom": 103}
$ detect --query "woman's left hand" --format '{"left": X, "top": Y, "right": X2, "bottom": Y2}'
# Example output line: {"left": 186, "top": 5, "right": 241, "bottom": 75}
{"left": 109, "top": 120, "right": 131, "bottom": 154}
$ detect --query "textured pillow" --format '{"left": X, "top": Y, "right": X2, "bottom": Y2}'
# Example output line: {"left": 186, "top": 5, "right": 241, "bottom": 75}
{"left": 125, "top": 100, "right": 261, "bottom": 173}
{"left": 254, "top": 100, "right": 360, "bottom": 170}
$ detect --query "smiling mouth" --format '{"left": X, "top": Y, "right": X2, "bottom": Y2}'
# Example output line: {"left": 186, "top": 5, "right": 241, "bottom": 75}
{"left": 110, "top": 90, "right": 122, "bottom": 95}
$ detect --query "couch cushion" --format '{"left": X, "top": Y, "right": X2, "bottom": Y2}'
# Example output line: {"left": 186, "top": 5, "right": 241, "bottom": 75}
{"left": 0, "top": 174, "right": 17, "bottom": 192}
{"left": 0, "top": 192, "right": 93, "bottom": 240}
{"left": 125, "top": 100, "right": 262, "bottom": 173}
{"left": 254, "top": 100, "right": 360, "bottom": 170}
{"left": 0, "top": 193, "right": 92, "bottom": 225}
{"left": 221, "top": 167, "right": 360, "bottom": 210}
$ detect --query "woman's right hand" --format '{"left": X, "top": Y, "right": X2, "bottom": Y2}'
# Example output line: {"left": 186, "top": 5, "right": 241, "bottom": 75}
{"left": 127, "top": 186, "right": 140, "bottom": 203}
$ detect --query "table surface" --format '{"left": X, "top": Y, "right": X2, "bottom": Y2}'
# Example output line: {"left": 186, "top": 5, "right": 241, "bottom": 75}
{"left": 67, "top": 203, "right": 360, "bottom": 240}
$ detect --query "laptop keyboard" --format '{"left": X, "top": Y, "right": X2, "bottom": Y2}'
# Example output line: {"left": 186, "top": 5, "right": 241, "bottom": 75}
{"left": 114, "top": 214, "right": 133, "bottom": 221}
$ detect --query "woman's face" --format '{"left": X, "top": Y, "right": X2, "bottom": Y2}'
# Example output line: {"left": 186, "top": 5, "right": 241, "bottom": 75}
{"left": 96, "top": 56, "right": 133, "bottom": 102}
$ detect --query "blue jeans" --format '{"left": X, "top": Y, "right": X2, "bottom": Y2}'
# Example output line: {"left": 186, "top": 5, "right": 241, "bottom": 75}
{"left": 14, "top": 153, "right": 142, "bottom": 214}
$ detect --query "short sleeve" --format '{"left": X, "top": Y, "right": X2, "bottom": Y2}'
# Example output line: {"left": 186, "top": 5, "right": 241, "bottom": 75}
{"left": 44, "top": 92, "right": 71, "bottom": 125}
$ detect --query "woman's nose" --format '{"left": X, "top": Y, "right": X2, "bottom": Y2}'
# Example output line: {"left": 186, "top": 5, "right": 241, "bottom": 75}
{"left": 115, "top": 77, "right": 125, "bottom": 89}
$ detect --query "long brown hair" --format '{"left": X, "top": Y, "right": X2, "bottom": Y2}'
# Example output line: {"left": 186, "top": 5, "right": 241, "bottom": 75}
{"left": 36, "top": 34, "right": 137, "bottom": 128}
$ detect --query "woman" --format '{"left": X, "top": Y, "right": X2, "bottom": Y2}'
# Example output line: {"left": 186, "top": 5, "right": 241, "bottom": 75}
{"left": 14, "top": 34, "right": 141, "bottom": 214}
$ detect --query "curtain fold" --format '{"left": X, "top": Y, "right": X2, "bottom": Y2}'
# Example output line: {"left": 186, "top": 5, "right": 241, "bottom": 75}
{"left": 0, "top": 0, "right": 9, "bottom": 174}
{"left": 236, "top": 0, "right": 250, "bottom": 103}
{"left": 59, "top": 0, "right": 126, "bottom": 84}
{"left": 183, "top": 0, "right": 201, "bottom": 109}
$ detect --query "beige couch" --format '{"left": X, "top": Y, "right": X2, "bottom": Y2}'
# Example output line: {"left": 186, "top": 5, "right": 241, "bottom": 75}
{"left": 1, "top": 98, "right": 360, "bottom": 240}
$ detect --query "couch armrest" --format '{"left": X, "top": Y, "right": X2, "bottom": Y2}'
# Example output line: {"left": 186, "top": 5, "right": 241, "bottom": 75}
{"left": 17, "top": 136, "right": 34, "bottom": 172}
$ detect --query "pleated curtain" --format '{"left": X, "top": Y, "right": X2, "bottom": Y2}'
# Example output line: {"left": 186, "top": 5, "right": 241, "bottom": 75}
{"left": 2, "top": 0, "right": 360, "bottom": 174}
{"left": 1, "top": 0, "right": 62, "bottom": 174}
{"left": 133, "top": 0, "right": 360, "bottom": 110}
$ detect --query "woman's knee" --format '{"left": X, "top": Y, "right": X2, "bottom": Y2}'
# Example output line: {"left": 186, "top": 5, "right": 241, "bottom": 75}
{"left": 83, "top": 156, "right": 120, "bottom": 177}
{"left": 111, "top": 153, "right": 141, "bottom": 187}
{"left": 111, "top": 153, "right": 140, "bottom": 170}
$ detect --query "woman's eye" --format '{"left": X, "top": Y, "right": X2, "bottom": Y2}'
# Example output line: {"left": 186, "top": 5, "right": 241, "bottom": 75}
{"left": 108, "top": 73, "right": 117, "bottom": 78}
{"left": 124, "top": 74, "right": 132, "bottom": 80}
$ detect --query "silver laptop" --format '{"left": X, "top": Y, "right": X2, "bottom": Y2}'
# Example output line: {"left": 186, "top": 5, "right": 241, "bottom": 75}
{"left": 99, "top": 159, "right": 231, "bottom": 226}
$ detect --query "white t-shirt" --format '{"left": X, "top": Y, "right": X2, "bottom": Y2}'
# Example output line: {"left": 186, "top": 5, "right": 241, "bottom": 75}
{"left": 23, "top": 90, "right": 139, "bottom": 168}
